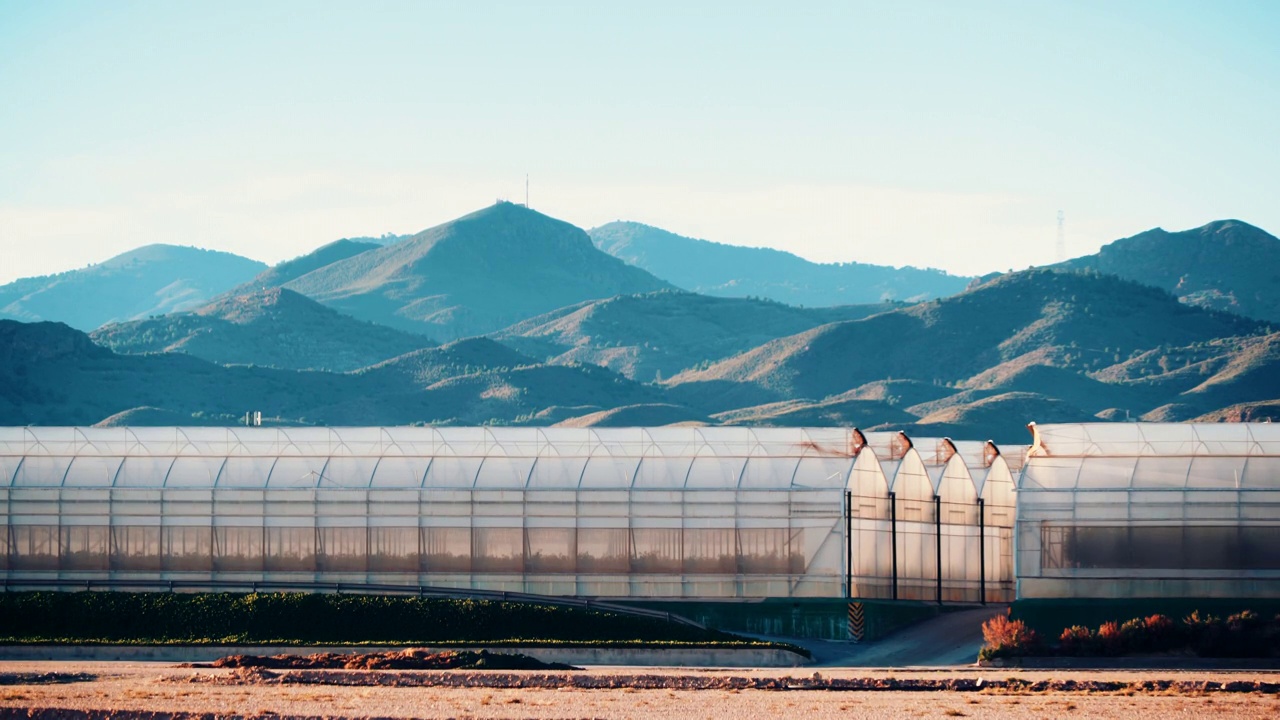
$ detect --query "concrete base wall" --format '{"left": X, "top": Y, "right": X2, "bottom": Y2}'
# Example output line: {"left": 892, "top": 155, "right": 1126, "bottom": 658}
{"left": 0, "top": 644, "right": 808, "bottom": 668}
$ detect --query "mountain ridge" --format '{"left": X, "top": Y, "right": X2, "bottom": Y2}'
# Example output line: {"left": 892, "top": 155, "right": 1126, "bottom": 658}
{"left": 0, "top": 244, "right": 265, "bottom": 331}
{"left": 1056, "top": 219, "right": 1280, "bottom": 323}
{"left": 91, "top": 288, "right": 435, "bottom": 372}
{"left": 589, "top": 221, "right": 971, "bottom": 306}
{"left": 285, "top": 203, "right": 673, "bottom": 339}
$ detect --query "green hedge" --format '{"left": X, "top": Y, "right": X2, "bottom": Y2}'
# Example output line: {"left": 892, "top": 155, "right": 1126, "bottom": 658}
{"left": 0, "top": 592, "right": 798, "bottom": 652}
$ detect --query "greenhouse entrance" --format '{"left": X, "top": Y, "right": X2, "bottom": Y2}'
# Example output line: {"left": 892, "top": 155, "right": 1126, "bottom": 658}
{"left": 844, "top": 431, "right": 1015, "bottom": 605}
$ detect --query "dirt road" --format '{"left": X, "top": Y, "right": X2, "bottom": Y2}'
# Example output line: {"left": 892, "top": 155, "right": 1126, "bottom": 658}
{"left": 3, "top": 661, "right": 1279, "bottom": 719}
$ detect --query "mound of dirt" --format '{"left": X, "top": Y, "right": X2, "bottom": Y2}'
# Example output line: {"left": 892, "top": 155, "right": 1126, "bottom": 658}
{"left": 203, "top": 649, "right": 576, "bottom": 671}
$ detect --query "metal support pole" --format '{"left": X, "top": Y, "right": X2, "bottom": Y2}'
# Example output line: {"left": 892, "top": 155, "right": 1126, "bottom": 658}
{"left": 844, "top": 490, "right": 852, "bottom": 599}
{"left": 978, "top": 498, "right": 986, "bottom": 605}
{"left": 889, "top": 491, "right": 898, "bottom": 601}
{"left": 935, "top": 495, "right": 942, "bottom": 606}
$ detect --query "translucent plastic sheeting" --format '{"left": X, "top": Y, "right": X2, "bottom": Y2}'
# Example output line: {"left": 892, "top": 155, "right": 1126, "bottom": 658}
{"left": 1027, "top": 422, "right": 1280, "bottom": 460}
{"left": 846, "top": 434, "right": 1015, "bottom": 603}
{"left": 2, "top": 426, "right": 1015, "bottom": 601}
{"left": 1018, "top": 422, "right": 1280, "bottom": 599}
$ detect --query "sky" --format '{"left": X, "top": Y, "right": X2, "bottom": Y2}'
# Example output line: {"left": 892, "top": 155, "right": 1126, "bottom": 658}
{"left": 1, "top": 0, "right": 1278, "bottom": 284}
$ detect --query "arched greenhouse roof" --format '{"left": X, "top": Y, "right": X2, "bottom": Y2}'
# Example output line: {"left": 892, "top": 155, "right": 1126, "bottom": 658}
{"left": 1022, "top": 422, "right": 1280, "bottom": 491}
{"left": 1028, "top": 422, "right": 1280, "bottom": 458}
{"left": 0, "top": 425, "right": 870, "bottom": 491}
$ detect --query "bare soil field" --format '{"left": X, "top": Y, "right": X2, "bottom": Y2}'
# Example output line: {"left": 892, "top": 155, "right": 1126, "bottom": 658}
{"left": 2, "top": 661, "right": 1279, "bottom": 719}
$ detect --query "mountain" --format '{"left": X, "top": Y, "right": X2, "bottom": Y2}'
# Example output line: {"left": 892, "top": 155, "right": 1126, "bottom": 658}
{"left": 667, "top": 268, "right": 1264, "bottom": 411}
{"left": 93, "top": 406, "right": 242, "bottom": 428}
{"left": 0, "top": 245, "right": 265, "bottom": 331}
{"left": 553, "top": 403, "right": 710, "bottom": 428}
{"left": 357, "top": 337, "right": 536, "bottom": 387}
{"left": 90, "top": 288, "right": 434, "bottom": 372}
{"left": 227, "top": 239, "right": 381, "bottom": 296}
{"left": 665, "top": 266, "right": 1264, "bottom": 427}
{"left": 285, "top": 203, "right": 672, "bottom": 340}
{"left": 589, "top": 221, "right": 971, "bottom": 306}
{"left": 493, "top": 290, "right": 897, "bottom": 381}
{"left": 1057, "top": 220, "right": 1280, "bottom": 323}
{"left": 1175, "top": 332, "right": 1280, "bottom": 414}
{"left": 409, "top": 363, "right": 664, "bottom": 425}
{"left": 1193, "top": 399, "right": 1280, "bottom": 423}
{"left": 882, "top": 392, "right": 1098, "bottom": 445}
{"left": 340, "top": 232, "right": 413, "bottom": 246}
{"left": 712, "top": 391, "right": 916, "bottom": 428}
{"left": 0, "top": 319, "right": 663, "bottom": 428}
{"left": 0, "top": 319, "right": 369, "bottom": 427}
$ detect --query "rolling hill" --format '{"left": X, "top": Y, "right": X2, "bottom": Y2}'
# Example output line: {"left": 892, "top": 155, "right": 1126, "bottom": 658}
{"left": 1, "top": 319, "right": 665, "bottom": 429}
{"left": 90, "top": 288, "right": 434, "bottom": 372}
{"left": 713, "top": 391, "right": 917, "bottom": 428}
{"left": 879, "top": 392, "right": 1099, "bottom": 445}
{"left": 285, "top": 203, "right": 672, "bottom": 339}
{"left": 356, "top": 337, "right": 536, "bottom": 387}
{"left": 1057, "top": 219, "right": 1280, "bottom": 323}
{"left": 493, "top": 290, "right": 896, "bottom": 380}
{"left": 553, "top": 403, "right": 711, "bottom": 428}
{"left": 666, "top": 269, "right": 1264, "bottom": 411}
{"left": 226, "top": 239, "right": 381, "bottom": 296}
{"left": 0, "top": 245, "right": 265, "bottom": 331}
{"left": 589, "top": 221, "right": 971, "bottom": 306}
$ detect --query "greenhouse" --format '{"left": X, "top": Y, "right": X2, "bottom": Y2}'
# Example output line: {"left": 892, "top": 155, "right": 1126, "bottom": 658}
{"left": 0, "top": 426, "right": 1015, "bottom": 602}
{"left": 1017, "top": 422, "right": 1280, "bottom": 599}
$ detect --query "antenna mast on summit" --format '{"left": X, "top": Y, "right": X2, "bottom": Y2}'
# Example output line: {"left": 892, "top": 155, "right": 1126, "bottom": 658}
{"left": 1056, "top": 210, "right": 1066, "bottom": 262}
{"left": 525, "top": 174, "right": 529, "bottom": 208}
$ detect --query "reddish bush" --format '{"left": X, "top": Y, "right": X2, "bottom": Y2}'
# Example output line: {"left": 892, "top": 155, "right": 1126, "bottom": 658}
{"left": 980, "top": 613, "right": 1038, "bottom": 660}
{"left": 1096, "top": 620, "right": 1124, "bottom": 656}
{"left": 1057, "top": 625, "right": 1095, "bottom": 656}
{"left": 1142, "top": 614, "right": 1179, "bottom": 652}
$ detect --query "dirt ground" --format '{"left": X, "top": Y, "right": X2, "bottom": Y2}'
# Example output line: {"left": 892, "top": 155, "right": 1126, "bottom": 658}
{"left": 3, "top": 661, "right": 1280, "bottom": 719}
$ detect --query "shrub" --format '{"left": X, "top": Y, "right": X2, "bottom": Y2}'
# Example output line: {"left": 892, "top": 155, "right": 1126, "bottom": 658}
{"left": 979, "top": 613, "right": 1038, "bottom": 660}
{"left": 1095, "top": 621, "right": 1124, "bottom": 656}
{"left": 1057, "top": 625, "right": 1095, "bottom": 656}
{"left": 1054, "top": 625, "right": 1095, "bottom": 653}
{"left": 1141, "top": 614, "right": 1179, "bottom": 652}
{"left": 1118, "top": 618, "right": 1145, "bottom": 653}
{"left": 1220, "top": 611, "right": 1269, "bottom": 658}
{"left": 1183, "top": 610, "right": 1225, "bottom": 656}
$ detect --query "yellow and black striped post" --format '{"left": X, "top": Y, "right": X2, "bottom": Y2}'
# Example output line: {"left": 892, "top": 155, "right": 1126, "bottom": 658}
{"left": 847, "top": 601, "right": 865, "bottom": 643}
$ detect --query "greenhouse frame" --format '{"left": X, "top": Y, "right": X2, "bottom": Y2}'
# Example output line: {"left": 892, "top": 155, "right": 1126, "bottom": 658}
{"left": 1017, "top": 422, "right": 1280, "bottom": 599}
{"left": 0, "top": 426, "right": 1016, "bottom": 602}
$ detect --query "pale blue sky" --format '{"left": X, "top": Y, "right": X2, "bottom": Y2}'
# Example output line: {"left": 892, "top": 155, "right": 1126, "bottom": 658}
{"left": 1, "top": 0, "right": 1278, "bottom": 283}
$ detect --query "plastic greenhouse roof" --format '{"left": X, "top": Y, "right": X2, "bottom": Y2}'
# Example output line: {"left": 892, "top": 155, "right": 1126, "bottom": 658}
{"left": 0, "top": 426, "right": 870, "bottom": 491}
{"left": 1028, "top": 422, "right": 1280, "bottom": 458}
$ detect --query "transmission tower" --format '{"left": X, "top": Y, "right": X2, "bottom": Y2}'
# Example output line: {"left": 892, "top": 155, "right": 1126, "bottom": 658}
{"left": 1056, "top": 210, "right": 1066, "bottom": 262}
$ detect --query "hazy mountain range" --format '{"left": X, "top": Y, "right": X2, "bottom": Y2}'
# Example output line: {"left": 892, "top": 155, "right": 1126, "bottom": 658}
{"left": 3, "top": 203, "right": 1279, "bottom": 443}
{"left": 0, "top": 245, "right": 265, "bottom": 331}
{"left": 589, "top": 221, "right": 971, "bottom": 306}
